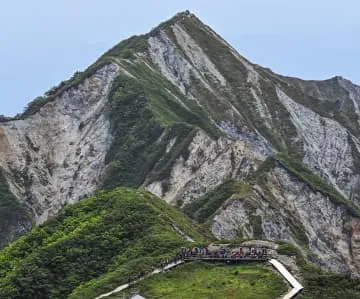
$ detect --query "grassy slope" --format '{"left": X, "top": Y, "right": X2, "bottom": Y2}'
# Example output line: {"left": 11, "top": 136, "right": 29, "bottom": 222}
{"left": 126, "top": 261, "right": 287, "bottom": 299}
{"left": 0, "top": 188, "right": 205, "bottom": 299}
{"left": 123, "top": 245, "right": 360, "bottom": 299}
{"left": 103, "top": 65, "right": 220, "bottom": 189}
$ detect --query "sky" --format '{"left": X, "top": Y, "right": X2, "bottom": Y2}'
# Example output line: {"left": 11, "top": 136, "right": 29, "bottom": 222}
{"left": 1, "top": 0, "right": 359, "bottom": 116}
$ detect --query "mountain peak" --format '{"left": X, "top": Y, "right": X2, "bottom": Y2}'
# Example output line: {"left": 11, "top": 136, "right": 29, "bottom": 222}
{"left": 334, "top": 75, "right": 358, "bottom": 86}
{"left": 163, "top": 10, "right": 195, "bottom": 23}
{"left": 151, "top": 10, "right": 201, "bottom": 33}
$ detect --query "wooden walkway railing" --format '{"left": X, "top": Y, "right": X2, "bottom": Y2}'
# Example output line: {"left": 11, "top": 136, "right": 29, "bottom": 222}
{"left": 183, "top": 256, "right": 269, "bottom": 262}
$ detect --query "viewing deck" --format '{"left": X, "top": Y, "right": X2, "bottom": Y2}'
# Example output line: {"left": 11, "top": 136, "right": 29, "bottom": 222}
{"left": 96, "top": 244, "right": 303, "bottom": 299}
{"left": 183, "top": 256, "right": 269, "bottom": 263}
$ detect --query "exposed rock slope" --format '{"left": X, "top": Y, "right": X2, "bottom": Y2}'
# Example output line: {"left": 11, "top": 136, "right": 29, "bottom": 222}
{"left": 0, "top": 64, "right": 118, "bottom": 225}
{"left": 211, "top": 162, "right": 360, "bottom": 274}
{"left": 1, "top": 11, "right": 360, "bottom": 276}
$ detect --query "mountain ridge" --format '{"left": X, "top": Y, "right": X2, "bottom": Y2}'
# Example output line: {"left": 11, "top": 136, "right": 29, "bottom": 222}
{"left": 3, "top": 10, "right": 360, "bottom": 121}
{"left": 1, "top": 11, "right": 360, "bottom": 277}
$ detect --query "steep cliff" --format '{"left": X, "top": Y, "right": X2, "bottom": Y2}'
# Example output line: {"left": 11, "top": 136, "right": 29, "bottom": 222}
{"left": 1, "top": 11, "right": 360, "bottom": 276}
{"left": 0, "top": 64, "right": 118, "bottom": 225}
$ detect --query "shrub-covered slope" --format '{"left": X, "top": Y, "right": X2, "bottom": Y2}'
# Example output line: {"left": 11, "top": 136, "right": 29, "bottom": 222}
{"left": 130, "top": 262, "right": 287, "bottom": 299}
{"left": 0, "top": 188, "right": 204, "bottom": 299}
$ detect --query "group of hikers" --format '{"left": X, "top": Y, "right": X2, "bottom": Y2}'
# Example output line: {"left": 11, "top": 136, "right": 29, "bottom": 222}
{"left": 180, "top": 244, "right": 269, "bottom": 259}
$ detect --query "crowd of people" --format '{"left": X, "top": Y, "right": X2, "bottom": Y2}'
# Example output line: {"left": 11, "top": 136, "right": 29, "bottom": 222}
{"left": 180, "top": 244, "right": 269, "bottom": 259}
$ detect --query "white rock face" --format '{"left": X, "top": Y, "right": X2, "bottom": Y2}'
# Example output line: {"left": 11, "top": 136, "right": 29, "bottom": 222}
{"left": 148, "top": 28, "right": 271, "bottom": 157}
{"left": 148, "top": 28, "right": 236, "bottom": 119}
{"left": 145, "top": 130, "right": 265, "bottom": 205}
{"left": 211, "top": 197, "right": 257, "bottom": 240}
{"left": 277, "top": 87, "right": 360, "bottom": 200}
{"left": 172, "top": 24, "right": 227, "bottom": 87}
{"left": 268, "top": 166, "right": 355, "bottom": 273}
{"left": 212, "top": 196, "right": 294, "bottom": 243}
{"left": 218, "top": 121, "right": 271, "bottom": 156}
{"left": 250, "top": 88, "right": 272, "bottom": 129}
{"left": 211, "top": 164, "right": 360, "bottom": 273}
{"left": 0, "top": 63, "right": 119, "bottom": 223}
{"left": 149, "top": 26, "right": 227, "bottom": 97}
{"left": 148, "top": 31, "right": 193, "bottom": 95}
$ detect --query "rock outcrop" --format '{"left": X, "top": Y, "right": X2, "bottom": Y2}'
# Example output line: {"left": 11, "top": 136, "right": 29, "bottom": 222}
{"left": 0, "top": 64, "right": 118, "bottom": 225}
{"left": 211, "top": 164, "right": 360, "bottom": 274}
{"left": 145, "top": 130, "right": 265, "bottom": 205}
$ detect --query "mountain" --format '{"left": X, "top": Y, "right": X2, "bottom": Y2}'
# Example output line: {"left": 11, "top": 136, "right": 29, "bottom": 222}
{"left": 1, "top": 11, "right": 360, "bottom": 276}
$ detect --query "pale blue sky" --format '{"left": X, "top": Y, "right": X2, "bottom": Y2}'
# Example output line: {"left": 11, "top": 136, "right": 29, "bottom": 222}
{"left": 1, "top": 0, "right": 359, "bottom": 116}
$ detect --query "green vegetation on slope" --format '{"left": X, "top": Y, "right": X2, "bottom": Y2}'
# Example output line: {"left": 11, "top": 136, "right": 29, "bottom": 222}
{"left": 103, "top": 58, "right": 221, "bottom": 189}
{"left": 128, "top": 261, "right": 287, "bottom": 299}
{"left": 300, "top": 274, "right": 360, "bottom": 299}
{"left": 0, "top": 188, "right": 204, "bottom": 299}
{"left": 183, "top": 180, "right": 251, "bottom": 223}
{"left": 0, "top": 169, "right": 32, "bottom": 248}
{"left": 103, "top": 70, "right": 217, "bottom": 189}
{"left": 103, "top": 74, "right": 165, "bottom": 188}
{"left": 122, "top": 61, "right": 220, "bottom": 138}
{"left": 105, "top": 35, "right": 148, "bottom": 59}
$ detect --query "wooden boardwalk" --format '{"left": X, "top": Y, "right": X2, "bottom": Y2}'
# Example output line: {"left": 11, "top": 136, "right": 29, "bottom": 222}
{"left": 95, "top": 260, "right": 185, "bottom": 299}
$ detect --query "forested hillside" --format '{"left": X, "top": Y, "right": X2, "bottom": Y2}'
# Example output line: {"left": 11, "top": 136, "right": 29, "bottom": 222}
{"left": 0, "top": 188, "right": 203, "bottom": 298}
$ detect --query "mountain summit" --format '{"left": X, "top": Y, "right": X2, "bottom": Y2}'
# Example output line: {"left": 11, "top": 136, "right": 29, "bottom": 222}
{"left": 1, "top": 11, "right": 360, "bottom": 275}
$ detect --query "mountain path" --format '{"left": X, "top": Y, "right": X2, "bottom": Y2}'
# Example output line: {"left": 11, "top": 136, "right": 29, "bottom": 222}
{"left": 94, "top": 260, "right": 184, "bottom": 299}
